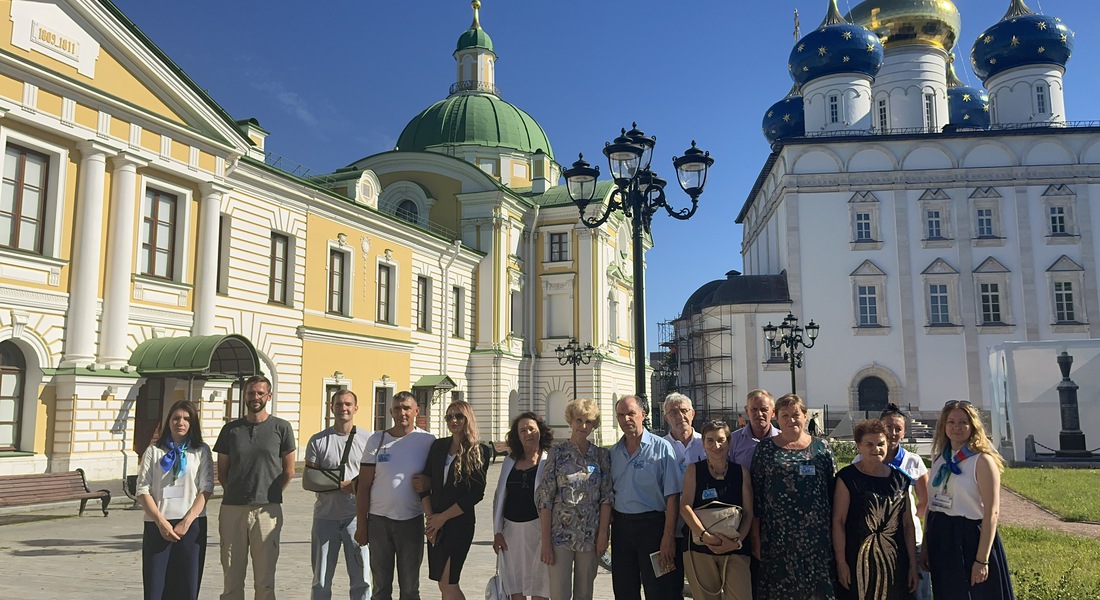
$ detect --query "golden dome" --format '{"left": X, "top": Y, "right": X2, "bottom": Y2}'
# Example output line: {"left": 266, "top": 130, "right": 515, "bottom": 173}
{"left": 846, "top": 0, "right": 960, "bottom": 51}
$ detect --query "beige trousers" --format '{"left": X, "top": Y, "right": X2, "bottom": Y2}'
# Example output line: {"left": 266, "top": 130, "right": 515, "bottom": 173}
{"left": 684, "top": 551, "right": 751, "bottom": 600}
{"left": 219, "top": 503, "right": 284, "bottom": 600}
{"left": 547, "top": 545, "right": 599, "bottom": 600}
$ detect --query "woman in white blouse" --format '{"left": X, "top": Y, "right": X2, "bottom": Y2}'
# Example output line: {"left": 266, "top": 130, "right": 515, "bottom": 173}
{"left": 136, "top": 400, "right": 214, "bottom": 600}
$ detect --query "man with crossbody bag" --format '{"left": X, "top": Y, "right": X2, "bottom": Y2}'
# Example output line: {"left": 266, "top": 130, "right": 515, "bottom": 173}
{"left": 305, "top": 389, "right": 373, "bottom": 599}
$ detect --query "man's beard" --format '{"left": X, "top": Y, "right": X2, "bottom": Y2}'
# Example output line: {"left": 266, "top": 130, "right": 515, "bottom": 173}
{"left": 247, "top": 400, "right": 267, "bottom": 414}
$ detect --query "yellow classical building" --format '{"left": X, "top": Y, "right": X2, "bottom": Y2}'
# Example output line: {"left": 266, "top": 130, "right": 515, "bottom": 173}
{"left": 0, "top": 0, "right": 643, "bottom": 479}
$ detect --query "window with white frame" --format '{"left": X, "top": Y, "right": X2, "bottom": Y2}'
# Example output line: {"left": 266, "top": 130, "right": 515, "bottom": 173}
{"left": 924, "top": 93, "right": 936, "bottom": 130}
{"left": 416, "top": 275, "right": 431, "bottom": 332}
{"left": 1046, "top": 255, "right": 1086, "bottom": 327}
{"left": 377, "top": 263, "right": 394, "bottom": 324}
{"left": 216, "top": 214, "right": 231, "bottom": 294}
{"left": 974, "top": 257, "right": 1012, "bottom": 328}
{"left": 269, "top": 232, "right": 290, "bottom": 305}
{"left": 877, "top": 98, "right": 888, "bottom": 131}
{"left": 850, "top": 260, "right": 888, "bottom": 330}
{"left": 848, "top": 192, "right": 881, "bottom": 249}
{"left": 919, "top": 190, "right": 952, "bottom": 246}
{"left": 140, "top": 188, "right": 177, "bottom": 279}
{"left": 328, "top": 248, "right": 349, "bottom": 316}
{"left": 549, "top": 232, "right": 568, "bottom": 262}
{"left": 969, "top": 187, "right": 1003, "bottom": 244}
{"left": 921, "top": 259, "right": 960, "bottom": 328}
{"left": 452, "top": 286, "right": 465, "bottom": 338}
{"left": 1, "top": 144, "right": 48, "bottom": 254}
{"left": 767, "top": 342, "right": 784, "bottom": 362}
{"left": 829, "top": 95, "right": 840, "bottom": 124}
{"left": 927, "top": 210, "right": 943, "bottom": 239}
{"left": 1042, "top": 186, "right": 1076, "bottom": 242}
{"left": 1036, "top": 84, "right": 1047, "bottom": 114}
{"left": 976, "top": 208, "right": 995, "bottom": 237}
{"left": 1049, "top": 206, "right": 1067, "bottom": 235}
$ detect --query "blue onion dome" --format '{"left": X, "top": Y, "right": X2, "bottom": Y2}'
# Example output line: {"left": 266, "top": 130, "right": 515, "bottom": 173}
{"left": 762, "top": 84, "right": 806, "bottom": 144}
{"left": 946, "top": 55, "right": 990, "bottom": 129}
{"left": 789, "top": 0, "right": 884, "bottom": 87}
{"left": 971, "top": 0, "right": 1073, "bottom": 81}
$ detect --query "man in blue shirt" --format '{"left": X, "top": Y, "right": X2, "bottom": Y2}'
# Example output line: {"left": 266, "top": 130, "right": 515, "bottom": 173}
{"left": 609, "top": 395, "right": 684, "bottom": 600}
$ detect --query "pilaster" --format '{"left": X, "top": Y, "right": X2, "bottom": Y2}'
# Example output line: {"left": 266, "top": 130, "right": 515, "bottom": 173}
{"left": 98, "top": 152, "right": 149, "bottom": 367}
{"left": 193, "top": 182, "right": 230, "bottom": 335}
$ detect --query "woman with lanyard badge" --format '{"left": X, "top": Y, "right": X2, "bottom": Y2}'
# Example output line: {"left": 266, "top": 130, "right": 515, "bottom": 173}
{"left": 921, "top": 400, "right": 1014, "bottom": 600}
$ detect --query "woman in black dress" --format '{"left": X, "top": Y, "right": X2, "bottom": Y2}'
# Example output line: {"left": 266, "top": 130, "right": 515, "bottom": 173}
{"left": 420, "top": 400, "right": 491, "bottom": 600}
{"left": 832, "top": 419, "right": 917, "bottom": 600}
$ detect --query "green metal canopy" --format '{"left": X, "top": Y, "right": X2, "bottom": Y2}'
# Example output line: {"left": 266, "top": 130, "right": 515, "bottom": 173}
{"left": 412, "top": 375, "right": 456, "bottom": 391}
{"left": 128, "top": 334, "right": 261, "bottom": 378}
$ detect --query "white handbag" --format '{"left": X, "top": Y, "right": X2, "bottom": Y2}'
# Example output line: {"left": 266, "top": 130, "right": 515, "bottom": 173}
{"left": 485, "top": 555, "right": 507, "bottom": 600}
{"left": 692, "top": 501, "right": 743, "bottom": 545}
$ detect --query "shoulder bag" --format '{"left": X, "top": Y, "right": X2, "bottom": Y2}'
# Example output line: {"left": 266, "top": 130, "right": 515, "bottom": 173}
{"left": 303, "top": 427, "right": 357, "bottom": 492}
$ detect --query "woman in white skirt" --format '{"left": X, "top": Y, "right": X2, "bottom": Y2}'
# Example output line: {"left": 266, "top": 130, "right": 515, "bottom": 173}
{"left": 492, "top": 412, "right": 552, "bottom": 600}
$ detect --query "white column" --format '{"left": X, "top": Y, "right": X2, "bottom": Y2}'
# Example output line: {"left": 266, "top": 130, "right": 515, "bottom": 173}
{"left": 193, "top": 182, "right": 229, "bottom": 335}
{"left": 97, "top": 153, "right": 148, "bottom": 367}
{"left": 62, "top": 140, "right": 115, "bottom": 367}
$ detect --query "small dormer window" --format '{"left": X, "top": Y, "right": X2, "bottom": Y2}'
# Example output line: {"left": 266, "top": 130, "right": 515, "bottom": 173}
{"left": 396, "top": 200, "right": 419, "bottom": 224}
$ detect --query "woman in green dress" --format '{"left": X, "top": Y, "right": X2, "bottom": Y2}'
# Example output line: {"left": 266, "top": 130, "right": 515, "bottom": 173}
{"left": 751, "top": 393, "right": 837, "bottom": 600}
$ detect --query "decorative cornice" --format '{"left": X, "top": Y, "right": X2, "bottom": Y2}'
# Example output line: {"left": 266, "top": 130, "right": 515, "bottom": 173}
{"left": 296, "top": 325, "right": 416, "bottom": 352}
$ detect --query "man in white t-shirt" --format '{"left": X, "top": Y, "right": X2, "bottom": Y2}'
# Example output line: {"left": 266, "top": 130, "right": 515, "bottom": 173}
{"left": 306, "top": 389, "right": 372, "bottom": 600}
{"left": 661, "top": 392, "right": 705, "bottom": 469}
{"left": 354, "top": 391, "right": 435, "bottom": 600}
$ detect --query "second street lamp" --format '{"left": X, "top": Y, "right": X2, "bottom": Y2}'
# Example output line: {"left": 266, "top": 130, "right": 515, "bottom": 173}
{"left": 556, "top": 338, "right": 594, "bottom": 401}
{"left": 763, "top": 312, "right": 820, "bottom": 395}
{"left": 563, "top": 124, "right": 713, "bottom": 410}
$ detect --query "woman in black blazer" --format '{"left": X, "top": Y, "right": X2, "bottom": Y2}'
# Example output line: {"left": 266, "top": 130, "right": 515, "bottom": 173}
{"left": 420, "top": 400, "right": 491, "bottom": 599}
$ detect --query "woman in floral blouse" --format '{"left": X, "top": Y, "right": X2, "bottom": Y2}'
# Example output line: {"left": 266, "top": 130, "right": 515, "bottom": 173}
{"left": 536, "top": 398, "right": 614, "bottom": 600}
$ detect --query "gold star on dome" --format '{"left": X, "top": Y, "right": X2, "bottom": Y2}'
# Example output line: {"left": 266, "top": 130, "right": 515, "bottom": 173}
{"left": 963, "top": 114, "right": 971, "bottom": 120}
{"left": 818, "top": 46, "right": 828, "bottom": 56}
{"left": 962, "top": 93, "right": 972, "bottom": 102}
{"left": 842, "top": 31, "right": 852, "bottom": 40}
{"left": 783, "top": 114, "right": 792, "bottom": 122}
{"left": 1061, "top": 33, "right": 1068, "bottom": 44}
{"left": 1011, "top": 36, "right": 1020, "bottom": 47}
{"left": 983, "top": 104, "right": 989, "bottom": 112}
{"left": 768, "top": 110, "right": 774, "bottom": 117}
{"left": 842, "top": 56, "right": 850, "bottom": 62}
{"left": 867, "top": 43, "right": 876, "bottom": 52}
{"left": 990, "top": 58, "right": 997, "bottom": 65}
{"left": 984, "top": 35, "right": 993, "bottom": 44}
{"left": 803, "top": 66, "right": 810, "bottom": 72}
{"left": 798, "top": 43, "right": 805, "bottom": 52}
{"left": 1037, "top": 21, "right": 1047, "bottom": 30}
{"left": 1038, "top": 46, "right": 1046, "bottom": 54}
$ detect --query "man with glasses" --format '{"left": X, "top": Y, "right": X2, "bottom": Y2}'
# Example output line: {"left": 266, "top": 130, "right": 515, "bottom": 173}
{"left": 661, "top": 392, "right": 705, "bottom": 596}
{"left": 214, "top": 374, "right": 297, "bottom": 600}
{"left": 354, "top": 391, "right": 435, "bottom": 600}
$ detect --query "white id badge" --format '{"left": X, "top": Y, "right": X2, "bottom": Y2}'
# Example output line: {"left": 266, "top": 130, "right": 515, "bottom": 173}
{"left": 799, "top": 464, "right": 816, "bottom": 476}
{"left": 931, "top": 491, "right": 953, "bottom": 510}
{"left": 163, "top": 485, "right": 185, "bottom": 499}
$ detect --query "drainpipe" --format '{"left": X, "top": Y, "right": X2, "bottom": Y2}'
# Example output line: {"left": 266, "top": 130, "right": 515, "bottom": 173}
{"left": 439, "top": 240, "right": 462, "bottom": 391}
{"left": 525, "top": 205, "right": 540, "bottom": 413}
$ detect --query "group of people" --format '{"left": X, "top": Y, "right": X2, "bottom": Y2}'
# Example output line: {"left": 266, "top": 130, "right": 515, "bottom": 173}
{"left": 134, "top": 376, "right": 1013, "bottom": 600}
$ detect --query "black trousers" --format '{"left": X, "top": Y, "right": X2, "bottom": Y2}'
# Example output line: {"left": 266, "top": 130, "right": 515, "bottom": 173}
{"left": 611, "top": 510, "right": 684, "bottom": 600}
{"left": 142, "top": 516, "right": 207, "bottom": 600}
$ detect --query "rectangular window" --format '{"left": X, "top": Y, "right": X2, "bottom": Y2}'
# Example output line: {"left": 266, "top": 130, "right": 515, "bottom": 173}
{"left": 416, "top": 276, "right": 431, "bottom": 331}
{"left": 855, "top": 212, "right": 872, "bottom": 241}
{"left": 269, "top": 233, "right": 289, "bottom": 305}
{"left": 324, "top": 384, "right": 345, "bottom": 429}
{"left": 1049, "top": 206, "right": 1067, "bottom": 235}
{"left": 216, "top": 214, "right": 231, "bottom": 294}
{"left": 924, "top": 93, "right": 936, "bottom": 130}
{"left": 328, "top": 250, "right": 345, "bottom": 315}
{"left": 1036, "top": 85, "right": 1047, "bottom": 114}
{"left": 509, "top": 290, "right": 522, "bottom": 336}
{"left": 377, "top": 264, "right": 393, "bottom": 324}
{"left": 140, "top": 188, "right": 177, "bottom": 279}
{"left": 829, "top": 95, "right": 840, "bottom": 124}
{"left": 927, "top": 210, "right": 942, "bottom": 239}
{"left": 858, "top": 285, "right": 878, "bottom": 326}
{"left": 877, "top": 99, "right": 888, "bottom": 131}
{"left": 980, "top": 283, "right": 1002, "bottom": 324}
{"left": 976, "top": 208, "right": 994, "bottom": 237}
{"left": 1054, "top": 281, "right": 1075, "bottom": 322}
{"left": 929, "top": 284, "right": 950, "bottom": 324}
{"left": 1, "top": 144, "right": 48, "bottom": 253}
{"left": 549, "top": 232, "right": 568, "bottom": 262}
{"left": 452, "top": 286, "right": 465, "bottom": 338}
{"left": 768, "top": 343, "right": 784, "bottom": 362}
{"left": 373, "top": 387, "right": 389, "bottom": 431}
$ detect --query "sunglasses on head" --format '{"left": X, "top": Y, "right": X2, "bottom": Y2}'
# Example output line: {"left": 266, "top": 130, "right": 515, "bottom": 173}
{"left": 943, "top": 400, "right": 973, "bottom": 409}
{"left": 445, "top": 413, "right": 467, "bottom": 422}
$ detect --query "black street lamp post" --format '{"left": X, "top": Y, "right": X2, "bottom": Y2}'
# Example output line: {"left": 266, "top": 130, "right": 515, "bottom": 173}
{"left": 556, "top": 338, "right": 595, "bottom": 401}
{"left": 563, "top": 124, "right": 713, "bottom": 409}
{"left": 763, "top": 312, "right": 820, "bottom": 395}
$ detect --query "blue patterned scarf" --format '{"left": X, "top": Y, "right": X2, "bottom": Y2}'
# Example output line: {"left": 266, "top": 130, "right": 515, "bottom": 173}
{"left": 931, "top": 444, "right": 977, "bottom": 489}
{"left": 160, "top": 438, "right": 189, "bottom": 478}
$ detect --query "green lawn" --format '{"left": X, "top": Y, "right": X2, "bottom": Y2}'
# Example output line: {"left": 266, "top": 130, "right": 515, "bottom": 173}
{"left": 1001, "top": 467, "right": 1100, "bottom": 522}
{"left": 1001, "top": 525, "right": 1100, "bottom": 599}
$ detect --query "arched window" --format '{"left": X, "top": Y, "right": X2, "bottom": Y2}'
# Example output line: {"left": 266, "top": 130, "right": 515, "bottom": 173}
{"left": 857, "top": 376, "right": 889, "bottom": 413}
{"left": 0, "top": 340, "right": 27, "bottom": 451}
{"left": 396, "top": 199, "right": 419, "bottom": 224}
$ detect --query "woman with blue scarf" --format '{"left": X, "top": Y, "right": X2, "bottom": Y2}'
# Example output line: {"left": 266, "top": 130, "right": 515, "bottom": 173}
{"left": 920, "top": 400, "right": 1014, "bottom": 600}
{"left": 136, "top": 400, "right": 214, "bottom": 600}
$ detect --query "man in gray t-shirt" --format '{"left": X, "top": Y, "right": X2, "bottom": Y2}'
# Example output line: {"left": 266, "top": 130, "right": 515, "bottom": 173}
{"left": 214, "top": 375, "right": 296, "bottom": 600}
{"left": 305, "top": 389, "right": 371, "bottom": 600}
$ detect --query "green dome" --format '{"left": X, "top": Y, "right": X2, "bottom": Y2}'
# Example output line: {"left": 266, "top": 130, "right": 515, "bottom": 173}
{"left": 456, "top": 27, "right": 493, "bottom": 54}
{"left": 396, "top": 93, "right": 554, "bottom": 160}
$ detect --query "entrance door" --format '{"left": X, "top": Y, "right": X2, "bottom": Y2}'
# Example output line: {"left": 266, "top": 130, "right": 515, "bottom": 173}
{"left": 414, "top": 388, "right": 432, "bottom": 430}
{"left": 133, "top": 379, "right": 165, "bottom": 456}
{"left": 857, "top": 376, "right": 889, "bottom": 413}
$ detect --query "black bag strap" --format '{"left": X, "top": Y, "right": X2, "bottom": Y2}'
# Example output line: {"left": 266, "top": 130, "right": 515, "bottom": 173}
{"left": 337, "top": 426, "right": 356, "bottom": 479}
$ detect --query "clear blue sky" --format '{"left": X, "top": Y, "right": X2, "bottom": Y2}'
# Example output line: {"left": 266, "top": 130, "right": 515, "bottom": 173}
{"left": 111, "top": 0, "right": 1100, "bottom": 351}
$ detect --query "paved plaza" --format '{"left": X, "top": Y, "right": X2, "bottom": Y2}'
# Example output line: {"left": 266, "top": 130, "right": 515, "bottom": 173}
{"left": 0, "top": 461, "right": 618, "bottom": 599}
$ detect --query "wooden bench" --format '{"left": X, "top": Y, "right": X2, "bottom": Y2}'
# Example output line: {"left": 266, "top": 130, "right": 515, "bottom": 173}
{"left": 0, "top": 469, "right": 111, "bottom": 516}
{"left": 491, "top": 441, "right": 510, "bottom": 463}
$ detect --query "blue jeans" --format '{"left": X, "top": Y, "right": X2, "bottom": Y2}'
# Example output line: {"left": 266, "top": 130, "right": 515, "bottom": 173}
{"left": 312, "top": 515, "right": 370, "bottom": 600}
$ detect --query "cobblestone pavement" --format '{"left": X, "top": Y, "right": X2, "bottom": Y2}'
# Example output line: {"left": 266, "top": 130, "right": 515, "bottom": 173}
{"left": 0, "top": 461, "right": 618, "bottom": 599}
